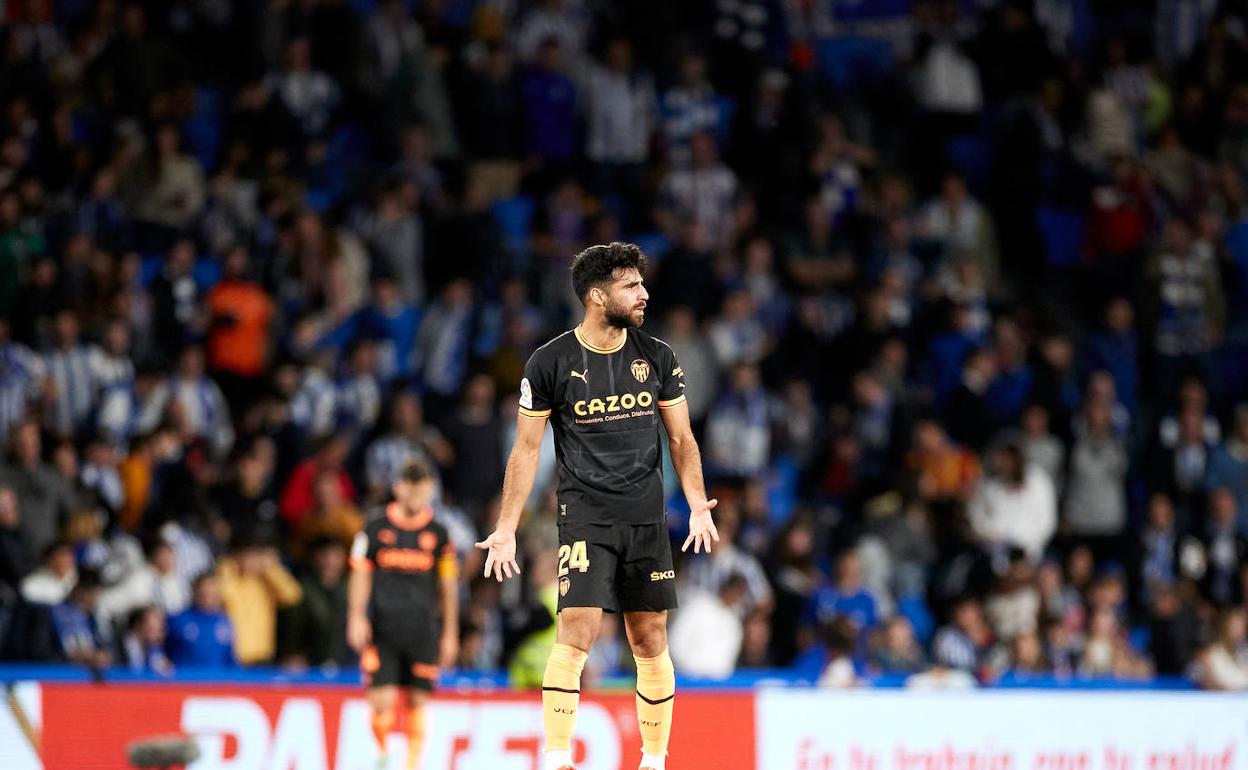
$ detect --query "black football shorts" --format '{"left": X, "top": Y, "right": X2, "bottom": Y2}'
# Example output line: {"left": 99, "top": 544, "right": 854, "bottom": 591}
{"left": 360, "top": 626, "right": 439, "bottom": 691}
{"left": 555, "top": 519, "right": 678, "bottom": 613}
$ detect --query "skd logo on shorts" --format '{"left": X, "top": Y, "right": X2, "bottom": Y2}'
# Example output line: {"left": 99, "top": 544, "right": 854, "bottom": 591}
{"left": 630, "top": 359, "right": 650, "bottom": 383}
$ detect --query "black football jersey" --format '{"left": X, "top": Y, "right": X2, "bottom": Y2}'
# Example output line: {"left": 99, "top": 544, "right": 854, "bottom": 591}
{"left": 518, "top": 325, "right": 687, "bottom": 525}
{"left": 350, "top": 504, "right": 456, "bottom": 637}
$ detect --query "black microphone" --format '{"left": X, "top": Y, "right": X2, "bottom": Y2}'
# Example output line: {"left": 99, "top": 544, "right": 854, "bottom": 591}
{"left": 125, "top": 735, "right": 201, "bottom": 768}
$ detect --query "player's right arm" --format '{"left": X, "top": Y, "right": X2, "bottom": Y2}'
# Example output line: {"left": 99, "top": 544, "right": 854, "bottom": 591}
{"left": 476, "top": 352, "right": 555, "bottom": 581}
{"left": 475, "top": 409, "right": 545, "bottom": 581}
{"left": 346, "top": 531, "right": 373, "bottom": 652}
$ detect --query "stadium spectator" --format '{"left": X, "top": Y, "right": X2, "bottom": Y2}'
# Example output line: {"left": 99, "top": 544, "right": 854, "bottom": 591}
{"left": 205, "top": 246, "right": 275, "bottom": 412}
{"left": 1000, "top": 630, "right": 1051, "bottom": 681}
{"left": 985, "top": 551, "right": 1042, "bottom": 640}
{"left": 216, "top": 534, "right": 302, "bottom": 665}
{"left": 279, "top": 537, "right": 351, "bottom": 668}
{"left": 458, "top": 43, "right": 524, "bottom": 162}
{"left": 43, "top": 309, "right": 95, "bottom": 438}
{"left": 1082, "top": 298, "right": 1141, "bottom": 413}
{"left": 292, "top": 469, "right": 365, "bottom": 560}
{"left": 670, "top": 573, "right": 748, "bottom": 678}
{"left": 659, "top": 52, "right": 723, "bottom": 166}
{"left": 521, "top": 37, "right": 577, "bottom": 165}
{"left": 870, "top": 616, "right": 927, "bottom": 675}
{"left": 932, "top": 597, "right": 992, "bottom": 673}
{"left": 439, "top": 372, "right": 504, "bottom": 523}
{"left": 739, "top": 608, "right": 774, "bottom": 668}
{"left": 212, "top": 435, "right": 279, "bottom": 544}
{"left": 96, "top": 536, "right": 189, "bottom": 625}
{"left": 280, "top": 435, "right": 356, "bottom": 530}
{"left": 1194, "top": 607, "right": 1248, "bottom": 690}
{"left": 916, "top": 173, "right": 998, "bottom": 288}
{"left": 268, "top": 37, "right": 339, "bottom": 145}
{"left": 333, "top": 338, "right": 383, "bottom": 441}
{"left": 142, "top": 345, "right": 233, "bottom": 459}
{"left": 816, "top": 615, "right": 863, "bottom": 688}
{"left": 967, "top": 440, "right": 1057, "bottom": 562}
{"left": 124, "top": 123, "right": 206, "bottom": 240}
{"left": 1194, "top": 488, "right": 1248, "bottom": 608}
{"left": 1063, "top": 397, "right": 1130, "bottom": 555}
{"left": 807, "top": 550, "right": 881, "bottom": 635}
{"left": 0, "top": 484, "right": 29, "bottom": 603}
{"left": 583, "top": 36, "right": 654, "bottom": 219}
{"left": 905, "top": 419, "right": 979, "bottom": 504}
{"left": 655, "top": 131, "right": 739, "bottom": 249}
{"left": 364, "top": 391, "right": 449, "bottom": 503}
{"left": 704, "top": 362, "right": 770, "bottom": 480}
{"left": 1207, "top": 404, "right": 1248, "bottom": 535}
{"left": 49, "top": 568, "right": 109, "bottom": 667}
{"left": 0, "top": 319, "right": 43, "bottom": 447}
{"left": 166, "top": 573, "right": 235, "bottom": 668}
{"left": 1036, "top": 559, "right": 1083, "bottom": 632}
{"left": 20, "top": 539, "right": 76, "bottom": 605}
{"left": 1019, "top": 404, "right": 1064, "bottom": 487}
{"left": 1148, "top": 585, "right": 1201, "bottom": 676}
{"left": 121, "top": 605, "right": 173, "bottom": 675}
{"left": 148, "top": 240, "right": 202, "bottom": 366}
{"left": 766, "top": 516, "right": 821, "bottom": 665}
{"left": 514, "top": 0, "right": 588, "bottom": 66}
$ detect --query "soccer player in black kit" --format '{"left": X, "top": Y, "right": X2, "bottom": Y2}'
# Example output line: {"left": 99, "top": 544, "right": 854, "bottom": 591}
{"left": 475, "top": 242, "right": 720, "bottom": 770}
{"left": 348, "top": 459, "right": 459, "bottom": 770}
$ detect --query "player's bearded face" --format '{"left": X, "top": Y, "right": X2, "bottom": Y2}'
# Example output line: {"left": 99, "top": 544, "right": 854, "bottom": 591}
{"left": 603, "top": 271, "right": 647, "bottom": 328}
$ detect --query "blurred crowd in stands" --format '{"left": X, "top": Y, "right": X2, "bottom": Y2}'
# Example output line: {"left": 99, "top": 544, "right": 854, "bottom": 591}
{"left": 0, "top": 0, "right": 1247, "bottom": 691}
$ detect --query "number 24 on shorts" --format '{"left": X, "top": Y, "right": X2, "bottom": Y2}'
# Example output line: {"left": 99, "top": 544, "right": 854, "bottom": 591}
{"left": 558, "top": 541, "right": 589, "bottom": 576}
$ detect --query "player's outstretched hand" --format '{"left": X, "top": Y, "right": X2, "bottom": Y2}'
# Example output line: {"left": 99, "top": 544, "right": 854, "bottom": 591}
{"left": 682, "top": 499, "right": 720, "bottom": 554}
{"left": 475, "top": 529, "right": 522, "bottom": 582}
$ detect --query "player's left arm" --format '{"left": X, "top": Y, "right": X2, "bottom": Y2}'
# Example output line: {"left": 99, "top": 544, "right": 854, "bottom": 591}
{"left": 659, "top": 398, "right": 719, "bottom": 554}
{"left": 437, "top": 542, "right": 460, "bottom": 669}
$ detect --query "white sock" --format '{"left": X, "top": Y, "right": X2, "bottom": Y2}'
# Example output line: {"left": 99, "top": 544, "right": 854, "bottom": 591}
{"left": 544, "top": 749, "right": 573, "bottom": 770}
{"left": 641, "top": 752, "right": 666, "bottom": 770}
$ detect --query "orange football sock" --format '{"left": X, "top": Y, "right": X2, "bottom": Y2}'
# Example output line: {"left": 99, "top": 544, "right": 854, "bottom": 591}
{"left": 634, "top": 648, "right": 675, "bottom": 757}
{"left": 405, "top": 703, "right": 426, "bottom": 769}
{"left": 370, "top": 707, "right": 395, "bottom": 753}
{"left": 542, "top": 642, "right": 589, "bottom": 752}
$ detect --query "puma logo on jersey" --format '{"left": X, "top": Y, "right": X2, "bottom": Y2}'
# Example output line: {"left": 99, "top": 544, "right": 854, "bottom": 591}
{"left": 570, "top": 369, "right": 588, "bottom": 383}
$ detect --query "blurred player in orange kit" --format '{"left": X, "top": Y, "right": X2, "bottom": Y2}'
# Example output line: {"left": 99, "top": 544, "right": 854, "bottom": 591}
{"left": 348, "top": 459, "right": 459, "bottom": 769}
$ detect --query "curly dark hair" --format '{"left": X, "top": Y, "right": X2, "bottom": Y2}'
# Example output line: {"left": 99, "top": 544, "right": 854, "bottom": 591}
{"left": 569, "top": 242, "right": 646, "bottom": 306}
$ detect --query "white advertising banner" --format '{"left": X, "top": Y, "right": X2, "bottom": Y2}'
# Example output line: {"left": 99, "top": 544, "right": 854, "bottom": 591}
{"left": 0, "top": 683, "right": 41, "bottom": 770}
{"left": 757, "top": 689, "right": 1248, "bottom": 770}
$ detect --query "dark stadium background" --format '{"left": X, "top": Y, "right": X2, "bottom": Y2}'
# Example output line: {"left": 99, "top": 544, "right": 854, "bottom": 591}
{"left": 0, "top": 0, "right": 1246, "bottom": 768}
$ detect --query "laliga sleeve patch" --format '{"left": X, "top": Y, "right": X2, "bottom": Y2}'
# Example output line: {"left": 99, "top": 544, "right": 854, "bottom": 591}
{"left": 519, "top": 377, "right": 533, "bottom": 409}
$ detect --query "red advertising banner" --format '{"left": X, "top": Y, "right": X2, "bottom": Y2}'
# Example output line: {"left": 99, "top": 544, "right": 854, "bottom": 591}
{"left": 40, "top": 683, "right": 754, "bottom": 770}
